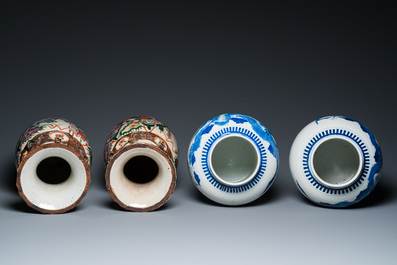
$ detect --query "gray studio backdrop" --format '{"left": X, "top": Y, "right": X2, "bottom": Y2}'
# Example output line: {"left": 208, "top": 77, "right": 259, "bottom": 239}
{"left": 1, "top": 2, "right": 396, "bottom": 264}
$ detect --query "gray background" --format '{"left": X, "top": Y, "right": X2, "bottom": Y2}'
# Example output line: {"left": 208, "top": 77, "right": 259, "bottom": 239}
{"left": 1, "top": 2, "right": 396, "bottom": 264}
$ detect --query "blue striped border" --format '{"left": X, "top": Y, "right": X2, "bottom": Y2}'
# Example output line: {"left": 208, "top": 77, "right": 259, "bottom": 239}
{"left": 302, "top": 129, "right": 370, "bottom": 194}
{"left": 201, "top": 126, "right": 267, "bottom": 193}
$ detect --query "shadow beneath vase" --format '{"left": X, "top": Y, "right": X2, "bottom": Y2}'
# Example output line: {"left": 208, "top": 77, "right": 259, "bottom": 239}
{"left": 0, "top": 158, "right": 18, "bottom": 195}
{"left": 189, "top": 178, "right": 282, "bottom": 208}
{"left": 295, "top": 176, "right": 396, "bottom": 209}
{"left": 349, "top": 178, "right": 396, "bottom": 209}
{"left": 91, "top": 163, "right": 107, "bottom": 191}
{"left": 5, "top": 199, "right": 83, "bottom": 214}
{"left": 7, "top": 200, "right": 40, "bottom": 214}
{"left": 102, "top": 197, "right": 176, "bottom": 212}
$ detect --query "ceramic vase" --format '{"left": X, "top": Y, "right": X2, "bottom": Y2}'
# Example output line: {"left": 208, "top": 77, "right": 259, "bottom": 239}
{"left": 16, "top": 118, "right": 91, "bottom": 214}
{"left": 289, "top": 116, "right": 382, "bottom": 207}
{"left": 187, "top": 113, "right": 279, "bottom": 205}
{"left": 104, "top": 116, "right": 178, "bottom": 212}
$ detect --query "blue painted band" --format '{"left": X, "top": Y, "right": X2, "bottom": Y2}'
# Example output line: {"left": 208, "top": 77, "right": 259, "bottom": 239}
{"left": 302, "top": 129, "right": 370, "bottom": 195}
{"left": 201, "top": 126, "right": 267, "bottom": 193}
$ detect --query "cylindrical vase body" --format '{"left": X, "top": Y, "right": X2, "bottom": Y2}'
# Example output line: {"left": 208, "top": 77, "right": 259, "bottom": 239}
{"left": 104, "top": 116, "right": 178, "bottom": 212}
{"left": 16, "top": 118, "right": 91, "bottom": 214}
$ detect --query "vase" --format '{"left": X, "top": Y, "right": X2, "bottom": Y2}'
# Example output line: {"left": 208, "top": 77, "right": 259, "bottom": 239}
{"left": 289, "top": 116, "right": 382, "bottom": 207}
{"left": 16, "top": 118, "right": 91, "bottom": 214}
{"left": 187, "top": 113, "right": 279, "bottom": 205}
{"left": 104, "top": 116, "right": 178, "bottom": 212}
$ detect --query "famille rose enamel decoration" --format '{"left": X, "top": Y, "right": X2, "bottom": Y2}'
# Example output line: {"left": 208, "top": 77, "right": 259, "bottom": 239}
{"left": 16, "top": 118, "right": 91, "bottom": 214}
{"left": 104, "top": 116, "right": 178, "bottom": 212}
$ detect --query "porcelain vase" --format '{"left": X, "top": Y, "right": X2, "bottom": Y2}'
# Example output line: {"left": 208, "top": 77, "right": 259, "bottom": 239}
{"left": 104, "top": 116, "right": 178, "bottom": 212}
{"left": 187, "top": 113, "right": 279, "bottom": 205}
{"left": 16, "top": 118, "right": 91, "bottom": 214}
{"left": 289, "top": 116, "right": 382, "bottom": 207}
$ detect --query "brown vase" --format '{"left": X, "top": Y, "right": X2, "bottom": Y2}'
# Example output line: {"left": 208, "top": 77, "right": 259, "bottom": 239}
{"left": 104, "top": 116, "right": 178, "bottom": 212}
{"left": 16, "top": 118, "right": 91, "bottom": 214}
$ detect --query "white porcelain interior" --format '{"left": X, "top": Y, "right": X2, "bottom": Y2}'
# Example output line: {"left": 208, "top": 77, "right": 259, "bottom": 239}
{"left": 109, "top": 148, "right": 173, "bottom": 208}
{"left": 20, "top": 147, "right": 87, "bottom": 211}
{"left": 310, "top": 136, "right": 363, "bottom": 188}
{"left": 208, "top": 134, "right": 260, "bottom": 186}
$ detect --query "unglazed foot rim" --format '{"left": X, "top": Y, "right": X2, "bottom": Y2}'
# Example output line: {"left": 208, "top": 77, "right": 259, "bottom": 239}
{"left": 105, "top": 144, "right": 176, "bottom": 212}
{"left": 16, "top": 143, "right": 91, "bottom": 214}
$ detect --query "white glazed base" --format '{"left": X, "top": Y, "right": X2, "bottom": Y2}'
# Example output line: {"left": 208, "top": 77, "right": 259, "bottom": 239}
{"left": 18, "top": 147, "right": 89, "bottom": 213}
{"left": 310, "top": 136, "right": 363, "bottom": 188}
{"left": 209, "top": 135, "right": 261, "bottom": 186}
{"left": 107, "top": 147, "right": 175, "bottom": 211}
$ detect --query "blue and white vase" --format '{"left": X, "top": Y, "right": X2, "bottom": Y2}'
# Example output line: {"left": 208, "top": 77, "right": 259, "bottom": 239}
{"left": 188, "top": 113, "right": 279, "bottom": 205}
{"left": 289, "top": 116, "right": 382, "bottom": 207}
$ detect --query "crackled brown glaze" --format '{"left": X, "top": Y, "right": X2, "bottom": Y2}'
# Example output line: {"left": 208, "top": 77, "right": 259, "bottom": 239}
{"left": 104, "top": 116, "right": 178, "bottom": 212}
{"left": 16, "top": 118, "right": 91, "bottom": 214}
